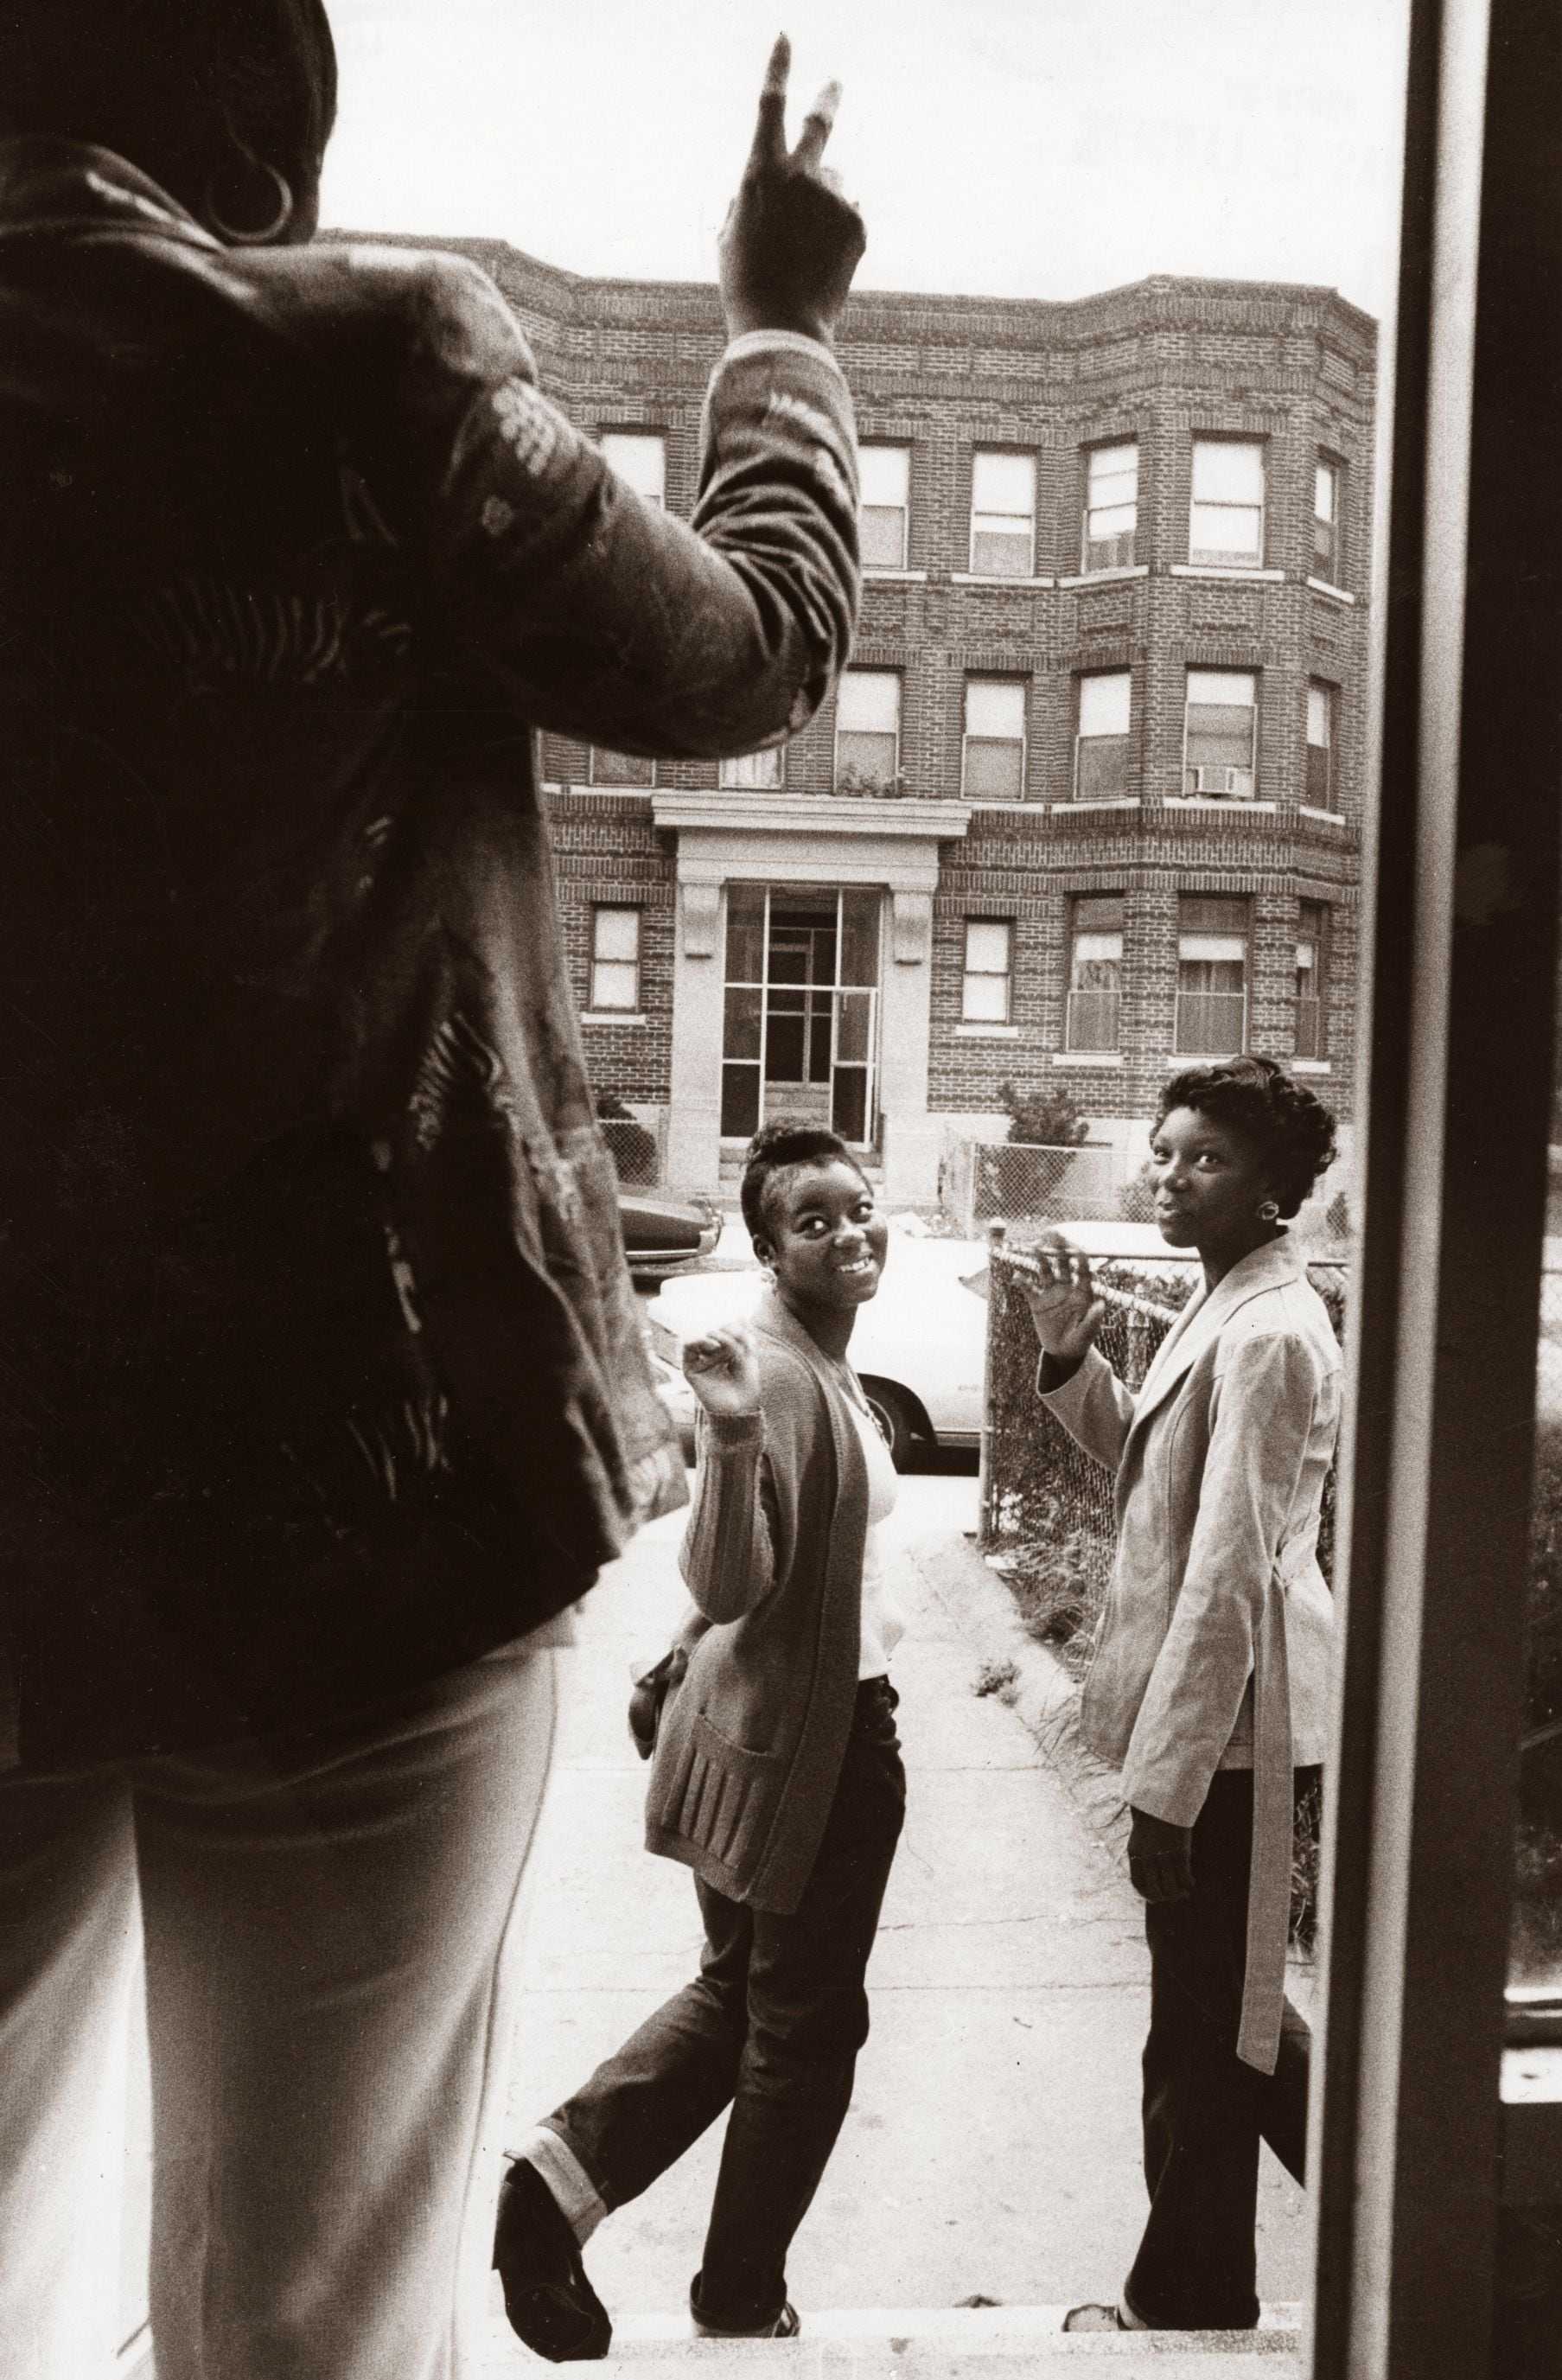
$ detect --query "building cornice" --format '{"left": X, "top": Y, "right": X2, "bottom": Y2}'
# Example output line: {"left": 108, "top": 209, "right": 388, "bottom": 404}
{"left": 650, "top": 790, "right": 972, "bottom": 841}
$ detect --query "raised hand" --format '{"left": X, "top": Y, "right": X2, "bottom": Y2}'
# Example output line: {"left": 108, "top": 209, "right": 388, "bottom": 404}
{"left": 681, "top": 1323, "right": 762, "bottom": 1420}
{"left": 1018, "top": 1230, "right": 1106, "bottom": 1366}
{"left": 718, "top": 33, "right": 867, "bottom": 347}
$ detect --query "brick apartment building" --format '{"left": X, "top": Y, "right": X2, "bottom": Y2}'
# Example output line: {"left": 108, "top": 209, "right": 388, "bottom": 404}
{"left": 373, "top": 235, "right": 1375, "bottom": 1209}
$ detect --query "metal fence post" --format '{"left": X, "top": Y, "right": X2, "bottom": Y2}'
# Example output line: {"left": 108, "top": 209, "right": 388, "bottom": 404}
{"left": 977, "top": 1218, "right": 1006, "bottom": 1541}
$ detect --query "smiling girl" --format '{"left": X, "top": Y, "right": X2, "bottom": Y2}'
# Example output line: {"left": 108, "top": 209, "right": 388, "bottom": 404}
{"left": 494, "top": 1124, "right": 905, "bottom": 2354}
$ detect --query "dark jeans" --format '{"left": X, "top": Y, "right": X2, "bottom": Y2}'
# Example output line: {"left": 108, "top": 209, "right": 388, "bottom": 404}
{"left": 1125, "top": 1767, "right": 1317, "bottom": 2331}
{"left": 548, "top": 1675, "right": 906, "bottom": 2330}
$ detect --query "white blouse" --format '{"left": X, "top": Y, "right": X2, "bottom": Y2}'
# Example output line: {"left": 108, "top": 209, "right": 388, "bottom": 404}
{"left": 844, "top": 1394, "right": 902, "bottom": 1678}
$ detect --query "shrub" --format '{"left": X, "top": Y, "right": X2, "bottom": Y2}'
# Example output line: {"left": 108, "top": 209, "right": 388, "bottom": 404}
{"left": 996, "top": 1075, "right": 1089, "bottom": 1150}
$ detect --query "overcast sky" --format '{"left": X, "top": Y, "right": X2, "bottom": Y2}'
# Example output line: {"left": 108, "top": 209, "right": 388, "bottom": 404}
{"left": 320, "top": 0, "right": 1411, "bottom": 325}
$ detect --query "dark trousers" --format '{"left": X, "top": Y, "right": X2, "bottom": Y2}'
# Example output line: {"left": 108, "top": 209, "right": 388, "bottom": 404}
{"left": 548, "top": 1676, "right": 906, "bottom": 2329}
{"left": 1125, "top": 1768, "right": 1317, "bottom": 2331}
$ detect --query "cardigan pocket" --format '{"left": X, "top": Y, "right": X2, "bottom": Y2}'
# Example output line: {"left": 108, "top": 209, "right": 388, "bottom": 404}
{"left": 675, "top": 1711, "right": 787, "bottom": 1871}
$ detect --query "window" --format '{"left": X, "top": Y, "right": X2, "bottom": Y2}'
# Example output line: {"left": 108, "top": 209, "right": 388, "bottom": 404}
{"left": 1074, "top": 670, "right": 1132, "bottom": 799}
{"left": 1183, "top": 668, "right": 1258, "bottom": 798}
{"left": 1082, "top": 441, "right": 1138, "bottom": 571}
{"left": 1189, "top": 437, "right": 1265, "bottom": 566}
{"left": 1176, "top": 895, "right": 1248, "bottom": 1054}
{"left": 590, "top": 747, "right": 655, "bottom": 788}
{"left": 969, "top": 450, "right": 1036, "bottom": 577}
{"left": 962, "top": 678, "right": 1027, "bottom": 799}
{"left": 859, "top": 443, "right": 910, "bottom": 570}
{"left": 1306, "top": 680, "right": 1339, "bottom": 808}
{"left": 719, "top": 746, "right": 784, "bottom": 790}
{"left": 961, "top": 921, "right": 1013, "bottom": 1024}
{"left": 590, "top": 906, "right": 641, "bottom": 1012}
{"left": 834, "top": 670, "right": 901, "bottom": 790}
{"left": 1066, "top": 895, "right": 1124, "bottom": 1050}
{"left": 1313, "top": 456, "right": 1342, "bottom": 582}
{"left": 600, "top": 431, "right": 666, "bottom": 507}
{"left": 1296, "top": 900, "right": 1329, "bottom": 1059}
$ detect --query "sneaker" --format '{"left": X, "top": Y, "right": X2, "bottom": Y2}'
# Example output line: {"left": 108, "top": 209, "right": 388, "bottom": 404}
{"left": 493, "top": 2157, "right": 611, "bottom": 2362}
{"left": 692, "top": 2300, "right": 800, "bottom": 2339}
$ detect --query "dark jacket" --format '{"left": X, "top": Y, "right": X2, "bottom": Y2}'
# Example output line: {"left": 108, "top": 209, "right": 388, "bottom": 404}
{"left": 644, "top": 1292, "right": 871, "bottom": 1913}
{"left": 0, "top": 139, "right": 860, "bottom": 1768}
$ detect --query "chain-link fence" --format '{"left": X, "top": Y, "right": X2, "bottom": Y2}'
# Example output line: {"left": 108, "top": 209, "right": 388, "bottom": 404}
{"left": 979, "top": 1238, "right": 1348, "bottom": 1643}
{"left": 598, "top": 1112, "right": 664, "bottom": 1187}
{"left": 940, "top": 1136, "right": 1123, "bottom": 1234}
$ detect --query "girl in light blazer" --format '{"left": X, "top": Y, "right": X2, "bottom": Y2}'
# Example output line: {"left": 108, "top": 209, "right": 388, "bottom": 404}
{"left": 1023, "top": 1056, "right": 1340, "bottom": 2335}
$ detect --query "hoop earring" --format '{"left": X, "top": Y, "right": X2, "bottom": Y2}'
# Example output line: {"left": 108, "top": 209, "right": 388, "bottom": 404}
{"left": 1257, "top": 1199, "right": 1281, "bottom": 1225}
{"left": 204, "top": 159, "right": 294, "bottom": 246}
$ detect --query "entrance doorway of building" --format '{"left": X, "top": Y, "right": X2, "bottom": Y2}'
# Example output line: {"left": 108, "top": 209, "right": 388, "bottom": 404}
{"left": 720, "top": 884, "right": 882, "bottom": 1148}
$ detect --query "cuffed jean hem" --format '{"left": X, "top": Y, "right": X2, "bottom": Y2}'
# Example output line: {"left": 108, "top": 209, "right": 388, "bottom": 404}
{"left": 520, "top": 2122, "right": 610, "bottom": 2246}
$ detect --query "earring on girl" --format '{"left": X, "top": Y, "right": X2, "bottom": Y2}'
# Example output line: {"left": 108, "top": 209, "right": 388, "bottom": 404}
{"left": 1257, "top": 1199, "right": 1281, "bottom": 1224}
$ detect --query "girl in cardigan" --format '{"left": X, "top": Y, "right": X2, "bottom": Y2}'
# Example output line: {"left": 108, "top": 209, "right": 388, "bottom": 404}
{"left": 494, "top": 1124, "right": 906, "bottom": 2355}
{"left": 1024, "top": 1056, "right": 1340, "bottom": 2333}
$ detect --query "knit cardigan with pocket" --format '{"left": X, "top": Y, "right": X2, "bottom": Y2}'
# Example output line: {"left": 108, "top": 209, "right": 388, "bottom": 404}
{"left": 643, "top": 1290, "right": 870, "bottom": 1915}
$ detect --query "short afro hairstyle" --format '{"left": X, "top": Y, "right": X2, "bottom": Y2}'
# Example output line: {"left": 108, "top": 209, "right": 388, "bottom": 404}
{"left": 1154, "top": 1055, "right": 1337, "bottom": 1220}
{"left": 739, "top": 1122, "right": 871, "bottom": 1246}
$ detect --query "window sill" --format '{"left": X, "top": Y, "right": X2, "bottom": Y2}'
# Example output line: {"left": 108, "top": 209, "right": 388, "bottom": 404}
{"left": 954, "top": 1023, "right": 1020, "bottom": 1039}
{"left": 1306, "top": 575, "right": 1357, "bottom": 605}
{"left": 1057, "top": 565, "right": 1150, "bottom": 589}
{"left": 1298, "top": 804, "right": 1346, "bottom": 824}
{"left": 1053, "top": 797, "right": 1141, "bottom": 814}
{"left": 544, "top": 782, "right": 655, "bottom": 801}
{"left": 1171, "top": 563, "right": 1285, "bottom": 584}
{"left": 1162, "top": 796, "right": 1278, "bottom": 814}
{"left": 1291, "top": 1058, "right": 1333, "bottom": 1075}
{"left": 863, "top": 567, "right": 928, "bottom": 584}
{"left": 950, "top": 571, "right": 1055, "bottom": 589}
{"left": 1054, "top": 1050, "right": 1124, "bottom": 1068}
{"left": 581, "top": 1011, "right": 648, "bottom": 1026}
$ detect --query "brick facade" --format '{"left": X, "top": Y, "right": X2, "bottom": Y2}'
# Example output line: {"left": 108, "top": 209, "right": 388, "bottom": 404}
{"left": 363, "top": 233, "right": 1374, "bottom": 1190}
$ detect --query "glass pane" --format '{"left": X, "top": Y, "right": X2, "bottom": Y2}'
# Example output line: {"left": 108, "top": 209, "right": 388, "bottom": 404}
{"left": 837, "top": 671, "right": 900, "bottom": 732}
{"left": 601, "top": 431, "right": 666, "bottom": 504}
{"left": 1067, "top": 987, "right": 1121, "bottom": 1050}
{"left": 1307, "top": 684, "right": 1332, "bottom": 744}
{"left": 1192, "top": 438, "right": 1265, "bottom": 501}
{"left": 1189, "top": 502, "right": 1263, "bottom": 562}
{"left": 832, "top": 1065, "right": 869, "bottom": 1145}
{"left": 719, "top": 746, "right": 783, "bottom": 790}
{"left": 972, "top": 450, "right": 1034, "bottom": 515}
{"left": 592, "top": 747, "right": 654, "bottom": 786}
{"left": 765, "top": 1003, "right": 807, "bottom": 1081}
{"left": 1306, "top": 743, "right": 1334, "bottom": 806}
{"left": 966, "top": 679, "right": 1026, "bottom": 737}
{"left": 1079, "top": 671, "right": 1132, "bottom": 736}
{"left": 860, "top": 506, "right": 907, "bottom": 568}
{"left": 590, "top": 960, "right": 638, "bottom": 1010}
{"left": 593, "top": 907, "right": 639, "bottom": 960}
{"left": 963, "top": 971, "right": 1009, "bottom": 1022}
{"left": 1076, "top": 734, "right": 1130, "bottom": 797}
{"left": 1315, "top": 459, "right": 1337, "bottom": 521}
{"left": 1087, "top": 500, "right": 1137, "bottom": 541}
{"left": 723, "top": 986, "right": 762, "bottom": 1061}
{"left": 1071, "top": 932, "right": 1122, "bottom": 977}
{"left": 1175, "top": 990, "right": 1246, "bottom": 1054}
{"left": 1088, "top": 443, "right": 1138, "bottom": 504}
{"left": 965, "top": 921, "right": 1011, "bottom": 973}
{"left": 1188, "top": 669, "right": 1257, "bottom": 706}
{"left": 836, "top": 989, "right": 873, "bottom": 1064}
{"left": 965, "top": 737, "right": 1024, "bottom": 798}
{"left": 839, "top": 890, "right": 881, "bottom": 986}
{"left": 1181, "top": 894, "right": 1248, "bottom": 934}
{"left": 721, "top": 1062, "right": 760, "bottom": 1139}
{"left": 971, "top": 524, "right": 1032, "bottom": 576}
{"left": 859, "top": 444, "right": 910, "bottom": 505}
{"left": 837, "top": 731, "right": 897, "bottom": 787}
{"left": 725, "top": 886, "right": 766, "bottom": 984}
{"left": 1074, "top": 894, "right": 1125, "bottom": 934}
{"left": 1179, "top": 939, "right": 1247, "bottom": 968}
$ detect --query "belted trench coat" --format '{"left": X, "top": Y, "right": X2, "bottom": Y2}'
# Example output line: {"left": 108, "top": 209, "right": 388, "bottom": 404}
{"left": 1039, "top": 1234, "right": 1341, "bottom": 2071}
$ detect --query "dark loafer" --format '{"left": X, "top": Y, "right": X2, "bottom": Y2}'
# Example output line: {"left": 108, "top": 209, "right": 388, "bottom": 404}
{"left": 493, "top": 2158, "right": 611, "bottom": 2362}
{"left": 692, "top": 2298, "right": 800, "bottom": 2339}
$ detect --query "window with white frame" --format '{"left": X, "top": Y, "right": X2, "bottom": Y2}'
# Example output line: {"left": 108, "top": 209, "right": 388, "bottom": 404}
{"left": 1066, "top": 894, "right": 1124, "bottom": 1050}
{"left": 859, "top": 443, "right": 910, "bottom": 570}
{"left": 1306, "top": 680, "right": 1339, "bottom": 809}
{"left": 969, "top": 450, "right": 1036, "bottom": 577}
{"left": 1189, "top": 438, "right": 1266, "bottom": 567}
{"left": 1313, "top": 456, "right": 1342, "bottom": 583}
{"left": 590, "top": 747, "right": 655, "bottom": 788}
{"left": 600, "top": 431, "right": 666, "bottom": 507}
{"left": 1075, "top": 669, "right": 1132, "bottom": 799}
{"left": 1176, "top": 894, "right": 1248, "bottom": 1055}
{"left": 1296, "top": 900, "right": 1329, "bottom": 1060}
{"left": 1082, "top": 441, "right": 1138, "bottom": 571}
{"left": 590, "top": 905, "right": 641, "bottom": 1011}
{"left": 718, "top": 746, "right": 784, "bottom": 790}
{"left": 960, "top": 920, "right": 1013, "bottom": 1024}
{"left": 1183, "top": 668, "right": 1258, "bottom": 798}
{"left": 962, "top": 678, "right": 1027, "bottom": 799}
{"left": 835, "top": 670, "right": 901, "bottom": 790}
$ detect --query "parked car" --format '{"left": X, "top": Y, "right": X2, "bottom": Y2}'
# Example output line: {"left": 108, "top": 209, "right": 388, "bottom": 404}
{"left": 618, "top": 1188, "right": 722, "bottom": 1279}
{"left": 645, "top": 1232, "right": 989, "bottom": 1468}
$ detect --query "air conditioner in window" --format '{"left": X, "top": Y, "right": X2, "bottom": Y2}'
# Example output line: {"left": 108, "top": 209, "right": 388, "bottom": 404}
{"left": 1190, "top": 767, "right": 1255, "bottom": 799}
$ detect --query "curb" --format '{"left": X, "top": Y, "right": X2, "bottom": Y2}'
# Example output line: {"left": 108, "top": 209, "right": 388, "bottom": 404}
{"left": 909, "top": 1528, "right": 1131, "bottom": 1870}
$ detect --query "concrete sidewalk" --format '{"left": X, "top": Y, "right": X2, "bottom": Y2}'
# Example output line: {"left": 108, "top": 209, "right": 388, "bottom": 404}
{"left": 488, "top": 1470, "right": 1308, "bottom": 2351}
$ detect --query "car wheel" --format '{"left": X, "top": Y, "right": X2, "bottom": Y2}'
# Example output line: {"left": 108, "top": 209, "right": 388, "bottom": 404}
{"left": 859, "top": 1378, "right": 918, "bottom": 1472}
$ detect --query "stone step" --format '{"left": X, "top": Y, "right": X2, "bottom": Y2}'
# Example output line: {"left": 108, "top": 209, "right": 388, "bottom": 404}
{"left": 478, "top": 2300, "right": 1303, "bottom": 2375}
